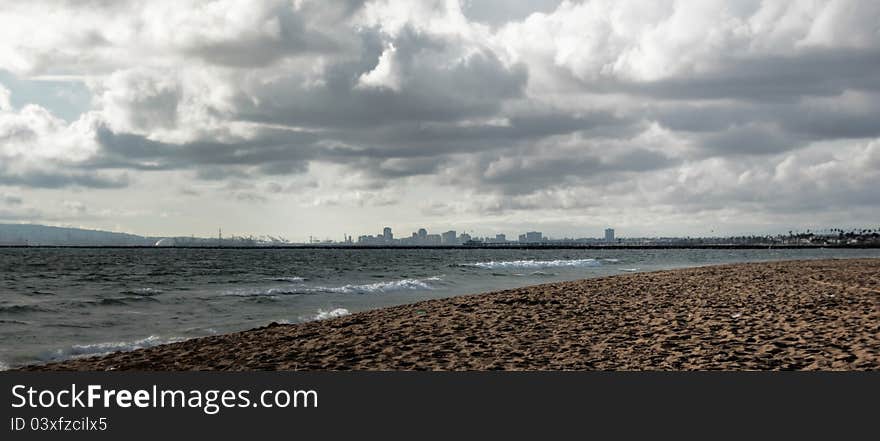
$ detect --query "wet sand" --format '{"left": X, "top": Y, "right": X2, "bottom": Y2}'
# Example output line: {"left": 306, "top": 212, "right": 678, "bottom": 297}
{"left": 25, "top": 259, "right": 879, "bottom": 371}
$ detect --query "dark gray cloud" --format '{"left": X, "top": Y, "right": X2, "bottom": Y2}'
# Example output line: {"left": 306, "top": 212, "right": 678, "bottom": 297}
{"left": 91, "top": 126, "right": 319, "bottom": 173}
{"left": 321, "top": 110, "right": 636, "bottom": 161}
{"left": 0, "top": 166, "right": 128, "bottom": 189}
{"left": 699, "top": 124, "right": 802, "bottom": 157}
{"left": 621, "top": 48, "right": 880, "bottom": 102}
{"left": 235, "top": 28, "right": 528, "bottom": 129}
{"left": 463, "top": 145, "right": 679, "bottom": 195}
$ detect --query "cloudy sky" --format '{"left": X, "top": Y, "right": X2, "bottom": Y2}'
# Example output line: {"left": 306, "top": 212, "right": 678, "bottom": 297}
{"left": 1, "top": 0, "right": 878, "bottom": 240}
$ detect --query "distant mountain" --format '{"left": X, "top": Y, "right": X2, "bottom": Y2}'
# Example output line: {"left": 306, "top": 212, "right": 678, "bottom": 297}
{"left": 0, "top": 224, "right": 155, "bottom": 246}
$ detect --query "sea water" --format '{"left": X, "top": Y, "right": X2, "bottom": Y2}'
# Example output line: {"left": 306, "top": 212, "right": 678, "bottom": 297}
{"left": 1, "top": 247, "right": 878, "bottom": 368}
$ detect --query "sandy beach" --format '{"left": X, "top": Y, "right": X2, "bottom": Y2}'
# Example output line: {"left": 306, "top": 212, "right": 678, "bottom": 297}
{"left": 24, "top": 259, "right": 879, "bottom": 371}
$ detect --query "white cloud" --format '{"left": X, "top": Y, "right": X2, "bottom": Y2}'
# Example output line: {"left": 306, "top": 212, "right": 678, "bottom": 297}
{"left": 0, "top": 0, "right": 878, "bottom": 236}
{"left": 496, "top": 0, "right": 880, "bottom": 85}
{"left": 357, "top": 43, "right": 402, "bottom": 91}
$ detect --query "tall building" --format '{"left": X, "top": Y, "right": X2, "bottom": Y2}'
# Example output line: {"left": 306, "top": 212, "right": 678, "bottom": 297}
{"left": 417, "top": 228, "right": 427, "bottom": 239}
{"left": 458, "top": 233, "right": 471, "bottom": 243}
{"left": 495, "top": 234, "right": 506, "bottom": 242}
{"left": 383, "top": 227, "right": 393, "bottom": 242}
{"left": 441, "top": 230, "right": 457, "bottom": 245}
{"left": 605, "top": 228, "right": 615, "bottom": 242}
{"left": 523, "top": 231, "right": 543, "bottom": 243}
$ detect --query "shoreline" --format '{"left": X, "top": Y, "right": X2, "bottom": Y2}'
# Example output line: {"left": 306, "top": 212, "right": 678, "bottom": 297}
{"left": 21, "top": 258, "right": 880, "bottom": 371}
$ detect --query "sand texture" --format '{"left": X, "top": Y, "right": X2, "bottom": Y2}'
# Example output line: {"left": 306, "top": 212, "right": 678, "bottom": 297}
{"left": 24, "top": 259, "right": 880, "bottom": 371}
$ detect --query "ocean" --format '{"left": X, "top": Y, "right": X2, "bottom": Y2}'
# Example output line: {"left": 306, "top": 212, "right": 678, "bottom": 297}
{"left": 2, "top": 247, "right": 878, "bottom": 369}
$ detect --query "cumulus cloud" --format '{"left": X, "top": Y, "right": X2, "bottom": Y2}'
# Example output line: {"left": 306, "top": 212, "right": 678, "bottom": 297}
{"left": 0, "top": 0, "right": 878, "bottom": 236}
{"left": 0, "top": 89, "right": 128, "bottom": 188}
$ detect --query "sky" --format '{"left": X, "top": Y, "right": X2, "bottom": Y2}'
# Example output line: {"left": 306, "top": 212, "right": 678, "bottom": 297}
{"left": 0, "top": 0, "right": 879, "bottom": 241}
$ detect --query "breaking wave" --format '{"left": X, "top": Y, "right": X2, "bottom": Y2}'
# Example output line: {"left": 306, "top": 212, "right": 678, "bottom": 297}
{"left": 47, "top": 335, "right": 184, "bottom": 361}
{"left": 265, "top": 276, "right": 306, "bottom": 282}
{"left": 121, "top": 287, "right": 164, "bottom": 296}
{"left": 463, "top": 259, "right": 601, "bottom": 269}
{"left": 228, "top": 276, "right": 442, "bottom": 297}
{"left": 321, "top": 277, "right": 440, "bottom": 294}
{"left": 314, "top": 308, "right": 350, "bottom": 320}
{"left": 277, "top": 308, "right": 352, "bottom": 325}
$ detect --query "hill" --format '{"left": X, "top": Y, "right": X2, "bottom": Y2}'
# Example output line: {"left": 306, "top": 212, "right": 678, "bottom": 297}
{"left": 0, "top": 223, "right": 153, "bottom": 246}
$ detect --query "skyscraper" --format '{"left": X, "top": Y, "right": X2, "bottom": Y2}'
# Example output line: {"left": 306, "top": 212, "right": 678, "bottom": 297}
{"left": 605, "top": 228, "right": 615, "bottom": 242}
{"left": 383, "top": 227, "right": 393, "bottom": 242}
{"left": 524, "top": 231, "right": 543, "bottom": 243}
{"left": 441, "top": 230, "right": 457, "bottom": 245}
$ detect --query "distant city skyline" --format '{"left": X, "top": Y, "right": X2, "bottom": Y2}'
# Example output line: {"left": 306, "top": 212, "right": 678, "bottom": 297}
{"left": 2, "top": 1, "right": 879, "bottom": 240}
{"left": 4, "top": 222, "right": 877, "bottom": 247}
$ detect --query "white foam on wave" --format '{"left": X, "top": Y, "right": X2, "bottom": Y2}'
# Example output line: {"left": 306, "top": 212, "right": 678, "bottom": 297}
{"left": 228, "top": 276, "right": 443, "bottom": 297}
{"left": 314, "top": 308, "right": 350, "bottom": 320}
{"left": 0, "top": 360, "right": 8, "bottom": 371}
{"left": 464, "top": 259, "right": 601, "bottom": 269}
{"left": 619, "top": 268, "right": 640, "bottom": 272}
{"left": 50, "top": 335, "right": 184, "bottom": 360}
{"left": 322, "top": 277, "right": 440, "bottom": 294}
{"left": 281, "top": 307, "right": 352, "bottom": 325}
{"left": 265, "top": 276, "right": 306, "bottom": 282}
{"left": 603, "top": 258, "right": 621, "bottom": 263}
{"left": 124, "top": 287, "right": 164, "bottom": 296}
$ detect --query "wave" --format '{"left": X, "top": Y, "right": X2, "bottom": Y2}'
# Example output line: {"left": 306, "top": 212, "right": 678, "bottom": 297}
{"left": 239, "top": 295, "right": 280, "bottom": 304}
{"left": 603, "top": 258, "right": 621, "bottom": 263}
{"left": 282, "top": 308, "right": 352, "bottom": 324}
{"left": 48, "top": 335, "right": 183, "bottom": 360}
{"left": 229, "top": 276, "right": 442, "bottom": 297}
{"left": 264, "top": 276, "right": 306, "bottom": 282}
{"left": 44, "top": 323, "right": 94, "bottom": 329}
{"left": 463, "top": 259, "right": 601, "bottom": 269}
{"left": 0, "top": 304, "right": 49, "bottom": 314}
{"left": 120, "top": 287, "right": 164, "bottom": 296}
{"left": 510, "top": 271, "right": 557, "bottom": 277}
{"left": 314, "top": 308, "right": 350, "bottom": 320}
{"left": 618, "top": 268, "right": 640, "bottom": 272}
{"left": 26, "top": 291, "right": 56, "bottom": 296}
{"left": 0, "top": 360, "right": 8, "bottom": 371}
{"left": 322, "top": 277, "right": 440, "bottom": 294}
{"left": 73, "top": 296, "right": 159, "bottom": 307}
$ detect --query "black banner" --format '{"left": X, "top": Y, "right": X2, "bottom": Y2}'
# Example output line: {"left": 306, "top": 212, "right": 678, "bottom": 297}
{"left": 2, "top": 372, "right": 876, "bottom": 439}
